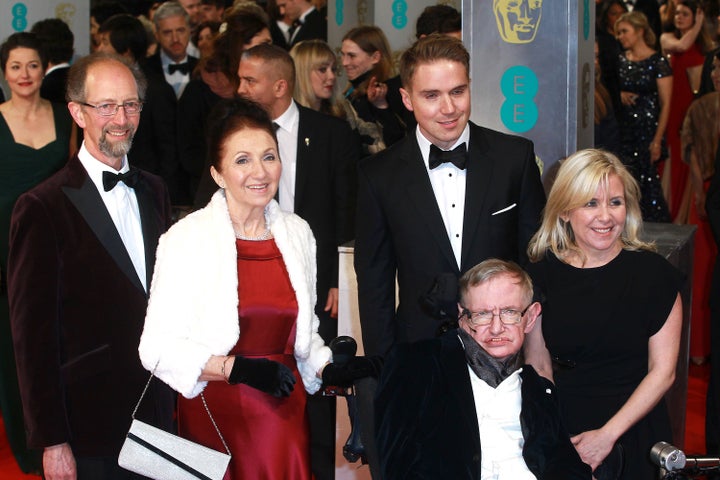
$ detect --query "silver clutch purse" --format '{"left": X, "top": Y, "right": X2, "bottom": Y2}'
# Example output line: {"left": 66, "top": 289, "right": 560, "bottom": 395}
{"left": 118, "top": 369, "right": 231, "bottom": 480}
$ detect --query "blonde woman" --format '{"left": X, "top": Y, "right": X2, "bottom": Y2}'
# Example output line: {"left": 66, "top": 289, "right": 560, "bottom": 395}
{"left": 525, "top": 149, "right": 683, "bottom": 479}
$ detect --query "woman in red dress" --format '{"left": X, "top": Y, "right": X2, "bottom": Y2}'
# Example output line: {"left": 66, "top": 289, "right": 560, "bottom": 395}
{"left": 661, "top": 0, "right": 711, "bottom": 221}
{"left": 139, "top": 98, "right": 378, "bottom": 478}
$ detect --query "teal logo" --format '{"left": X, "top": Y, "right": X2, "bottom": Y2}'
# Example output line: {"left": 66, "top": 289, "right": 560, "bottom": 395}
{"left": 500, "top": 66, "right": 538, "bottom": 133}
{"left": 12, "top": 3, "right": 28, "bottom": 32}
{"left": 583, "top": 0, "right": 590, "bottom": 40}
{"left": 391, "top": 0, "right": 407, "bottom": 29}
{"left": 335, "top": 0, "right": 344, "bottom": 26}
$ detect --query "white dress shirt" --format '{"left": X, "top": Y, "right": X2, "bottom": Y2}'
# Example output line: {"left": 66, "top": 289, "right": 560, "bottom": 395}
{"left": 78, "top": 143, "right": 147, "bottom": 291}
{"left": 417, "top": 125, "right": 470, "bottom": 268}
{"left": 470, "top": 367, "right": 537, "bottom": 480}
{"left": 160, "top": 50, "right": 191, "bottom": 98}
{"left": 274, "top": 101, "right": 300, "bottom": 212}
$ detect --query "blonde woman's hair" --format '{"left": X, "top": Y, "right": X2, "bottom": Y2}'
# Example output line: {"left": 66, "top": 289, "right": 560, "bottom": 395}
{"left": 615, "top": 11, "right": 656, "bottom": 48}
{"left": 289, "top": 40, "right": 346, "bottom": 118}
{"left": 527, "top": 148, "right": 654, "bottom": 264}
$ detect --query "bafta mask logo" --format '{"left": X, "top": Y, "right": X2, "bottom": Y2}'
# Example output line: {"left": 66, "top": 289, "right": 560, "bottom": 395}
{"left": 494, "top": 0, "right": 543, "bottom": 44}
{"left": 56, "top": 3, "right": 77, "bottom": 24}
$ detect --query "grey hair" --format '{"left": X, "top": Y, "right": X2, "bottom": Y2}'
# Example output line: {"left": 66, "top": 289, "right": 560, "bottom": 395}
{"left": 153, "top": 1, "right": 190, "bottom": 28}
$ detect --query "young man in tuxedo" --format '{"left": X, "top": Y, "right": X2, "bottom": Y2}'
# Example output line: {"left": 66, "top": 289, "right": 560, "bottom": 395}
{"left": 354, "top": 34, "right": 546, "bottom": 477}
{"left": 285, "top": 0, "right": 327, "bottom": 47}
{"left": 8, "top": 53, "right": 174, "bottom": 480}
{"left": 376, "top": 259, "right": 590, "bottom": 479}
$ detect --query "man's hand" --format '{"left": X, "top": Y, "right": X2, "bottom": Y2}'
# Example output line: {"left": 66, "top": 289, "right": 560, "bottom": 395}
{"left": 324, "top": 288, "right": 339, "bottom": 318}
{"left": 43, "top": 443, "right": 76, "bottom": 480}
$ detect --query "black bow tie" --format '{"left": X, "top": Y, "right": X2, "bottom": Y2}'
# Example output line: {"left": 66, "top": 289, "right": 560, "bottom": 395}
{"left": 168, "top": 62, "right": 190, "bottom": 75}
{"left": 429, "top": 143, "right": 467, "bottom": 170}
{"left": 103, "top": 169, "right": 140, "bottom": 191}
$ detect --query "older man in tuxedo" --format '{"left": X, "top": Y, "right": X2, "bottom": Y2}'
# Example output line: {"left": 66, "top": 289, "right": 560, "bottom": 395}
{"left": 354, "top": 34, "right": 545, "bottom": 477}
{"left": 236, "top": 43, "right": 360, "bottom": 480}
{"left": 8, "top": 53, "right": 174, "bottom": 480}
{"left": 144, "top": 1, "right": 198, "bottom": 100}
{"left": 376, "top": 259, "right": 590, "bottom": 479}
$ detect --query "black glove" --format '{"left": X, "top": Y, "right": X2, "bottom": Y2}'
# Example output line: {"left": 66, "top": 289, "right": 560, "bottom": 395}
{"left": 227, "top": 356, "right": 296, "bottom": 397}
{"left": 322, "top": 355, "right": 384, "bottom": 387}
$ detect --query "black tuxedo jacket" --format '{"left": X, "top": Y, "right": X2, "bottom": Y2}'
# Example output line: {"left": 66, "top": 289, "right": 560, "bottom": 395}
{"left": 40, "top": 66, "right": 70, "bottom": 104}
{"left": 375, "top": 331, "right": 591, "bottom": 479}
{"left": 293, "top": 105, "right": 359, "bottom": 338}
{"left": 141, "top": 52, "right": 198, "bottom": 95}
{"left": 354, "top": 122, "right": 545, "bottom": 356}
{"left": 129, "top": 71, "right": 181, "bottom": 202}
{"left": 289, "top": 8, "right": 327, "bottom": 47}
{"left": 7, "top": 155, "right": 174, "bottom": 456}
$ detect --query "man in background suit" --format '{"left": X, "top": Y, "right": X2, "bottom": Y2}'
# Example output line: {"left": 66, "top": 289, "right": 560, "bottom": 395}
{"left": 286, "top": 0, "right": 327, "bottom": 47}
{"left": 8, "top": 53, "right": 174, "bottom": 480}
{"left": 237, "top": 43, "right": 360, "bottom": 480}
{"left": 98, "top": 13, "right": 183, "bottom": 206}
{"left": 376, "top": 259, "right": 590, "bottom": 479}
{"left": 354, "top": 34, "right": 545, "bottom": 478}
{"left": 31, "top": 18, "right": 74, "bottom": 104}
{"left": 143, "top": 1, "right": 198, "bottom": 100}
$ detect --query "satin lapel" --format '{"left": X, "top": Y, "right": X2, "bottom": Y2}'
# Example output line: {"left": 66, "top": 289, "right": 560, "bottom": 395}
{"left": 461, "top": 125, "right": 494, "bottom": 270}
{"left": 133, "top": 171, "right": 160, "bottom": 294}
{"left": 294, "top": 108, "right": 311, "bottom": 211}
{"left": 438, "top": 333, "right": 481, "bottom": 447}
{"left": 403, "top": 141, "right": 459, "bottom": 273}
{"left": 62, "top": 172, "right": 146, "bottom": 295}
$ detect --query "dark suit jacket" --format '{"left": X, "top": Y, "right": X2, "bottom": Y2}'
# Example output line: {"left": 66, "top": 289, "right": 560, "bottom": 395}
{"left": 375, "top": 331, "right": 591, "bottom": 480}
{"left": 354, "top": 122, "right": 545, "bottom": 356}
{"left": 270, "top": 20, "right": 290, "bottom": 50}
{"left": 7, "top": 156, "right": 174, "bottom": 456}
{"left": 129, "top": 71, "right": 181, "bottom": 202}
{"left": 141, "top": 52, "right": 199, "bottom": 97}
{"left": 289, "top": 8, "right": 327, "bottom": 47}
{"left": 40, "top": 66, "right": 70, "bottom": 104}
{"left": 292, "top": 105, "right": 360, "bottom": 339}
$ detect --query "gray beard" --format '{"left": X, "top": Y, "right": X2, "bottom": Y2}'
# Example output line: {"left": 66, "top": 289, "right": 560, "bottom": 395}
{"left": 99, "top": 127, "right": 135, "bottom": 159}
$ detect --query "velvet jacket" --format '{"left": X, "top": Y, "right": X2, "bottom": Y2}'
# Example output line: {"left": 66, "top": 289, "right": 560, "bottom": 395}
{"left": 139, "top": 190, "right": 332, "bottom": 398}
{"left": 8, "top": 155, "right": 174, "bottom": 456}
{"left": 375, "top": 330, "right": 591, "bottom": 479}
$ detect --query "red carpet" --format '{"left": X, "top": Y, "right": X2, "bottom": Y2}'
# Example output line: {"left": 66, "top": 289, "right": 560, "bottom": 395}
{"left": 0, "top": 363, "right": 712, "bottom": 478}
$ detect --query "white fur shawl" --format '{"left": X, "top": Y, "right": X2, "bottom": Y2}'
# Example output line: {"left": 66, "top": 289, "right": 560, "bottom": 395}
{"left": 139, "top": 190, "right": 331, "bottom": 398}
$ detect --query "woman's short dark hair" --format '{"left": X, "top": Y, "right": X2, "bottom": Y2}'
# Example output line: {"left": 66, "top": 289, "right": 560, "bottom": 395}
{"left": 1, "top": 32, "right": 47, "bottom": 74}
{"left": 206, "top": 97, "right": 277, "bottom": 171}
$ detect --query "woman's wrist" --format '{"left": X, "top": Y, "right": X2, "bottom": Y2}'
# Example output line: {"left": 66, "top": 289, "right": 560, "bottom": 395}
{"left": 221, "top": 356, "right": 233, "bottom": 383}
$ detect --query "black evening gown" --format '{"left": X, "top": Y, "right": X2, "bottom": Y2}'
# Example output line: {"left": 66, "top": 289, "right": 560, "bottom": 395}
{"left": 617, "top": 52, "right": 672, "bottom": 222}
{"left": 527, "top": 250, "right": 684, "bottom": 479}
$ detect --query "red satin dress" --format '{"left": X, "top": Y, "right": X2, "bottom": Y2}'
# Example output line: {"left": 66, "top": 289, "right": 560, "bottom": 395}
{"left": 178, "top": 238, "right": 312, "bottom": 480}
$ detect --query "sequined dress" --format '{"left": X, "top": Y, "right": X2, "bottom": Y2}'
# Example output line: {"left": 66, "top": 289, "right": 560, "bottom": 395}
{"left": 617, "top": 52, "right": 672, "bottom": 222}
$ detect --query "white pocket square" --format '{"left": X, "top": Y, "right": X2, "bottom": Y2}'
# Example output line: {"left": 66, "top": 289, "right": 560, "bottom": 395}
{"left": 491, "top": 203, "right": 517, "bottom": 216}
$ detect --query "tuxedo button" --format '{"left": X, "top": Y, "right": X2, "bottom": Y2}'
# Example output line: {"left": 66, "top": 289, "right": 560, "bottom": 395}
{"left": 472, "top": 453, "right": 480, "bottom": 462}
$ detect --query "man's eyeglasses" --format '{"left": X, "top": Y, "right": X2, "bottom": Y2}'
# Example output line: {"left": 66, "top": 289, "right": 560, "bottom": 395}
{"left": 459, "top": 304, "right": 531, "bottom": 326}
{"left": 80, "top": 101, "right": 143, "bottom": 116}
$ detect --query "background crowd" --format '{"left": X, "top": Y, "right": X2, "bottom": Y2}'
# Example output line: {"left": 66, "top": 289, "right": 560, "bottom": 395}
{"left": 0, "top": 0, "right": 719, "bottom": 479}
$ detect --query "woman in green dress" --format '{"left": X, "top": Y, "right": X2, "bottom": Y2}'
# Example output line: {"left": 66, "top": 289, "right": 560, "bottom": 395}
{"left": 0, "top": 32, "right": 75, "bottom": 474}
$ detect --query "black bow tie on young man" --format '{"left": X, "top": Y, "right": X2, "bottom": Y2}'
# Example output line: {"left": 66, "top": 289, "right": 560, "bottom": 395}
{"left": 429, "top": 143, "right": 468, "bottom": 170}
{"left": 103, "top": 169, "right": 140, "bottom": 191}
{"left": 168, "top": 62, "right": 190, "bottom": 75}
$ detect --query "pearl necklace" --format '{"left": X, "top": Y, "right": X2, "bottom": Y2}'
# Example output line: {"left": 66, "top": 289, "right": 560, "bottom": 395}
{"left": 235, "top": 227, "right": 271, "bottom": 241}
